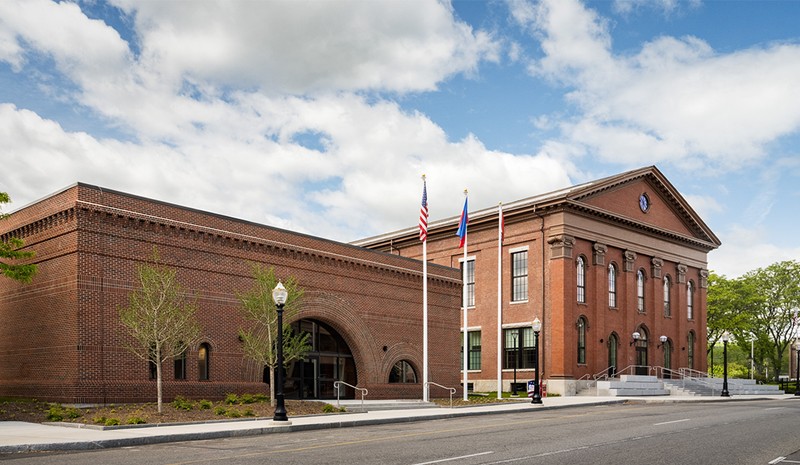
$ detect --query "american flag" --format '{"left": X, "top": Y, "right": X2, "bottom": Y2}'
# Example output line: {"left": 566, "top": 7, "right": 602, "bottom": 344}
{"left": 419, "top": 178, "right": 428, "bottom": 242}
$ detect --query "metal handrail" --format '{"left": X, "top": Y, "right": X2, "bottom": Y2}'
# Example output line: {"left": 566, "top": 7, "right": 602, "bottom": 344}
{"left": 425, "top": 382, "right": 457, "bottom": 408}
{"left": 333, "top": 381, "right": 368, "bottom": 410}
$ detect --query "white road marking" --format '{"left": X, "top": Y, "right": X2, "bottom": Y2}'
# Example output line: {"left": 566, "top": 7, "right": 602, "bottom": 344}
{"left": 768, "top": 457, "right": 785, "bottom": 464}
{"left": 413, "top": 451, "right": 494, "bottom": 465}
{"left": 653, "top": 418, "right": 690, "bottom": 426}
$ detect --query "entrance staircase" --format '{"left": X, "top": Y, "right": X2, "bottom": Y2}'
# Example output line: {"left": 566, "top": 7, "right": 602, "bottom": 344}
{"left": 595, "top": 375, "right": 669, "bottom": 396}
{"left": 579, "top": 366, "right": 785, "bottom": 397}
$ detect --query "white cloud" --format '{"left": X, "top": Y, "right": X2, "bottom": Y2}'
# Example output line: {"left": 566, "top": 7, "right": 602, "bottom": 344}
{"left": 110, "top": 0, "right": 499, "bottom": 95}
{"left": 513, "top": 0, "right": 800, "bottom": 170}
{"left": 709, "top": 225, "right": 800, "bottom": 279}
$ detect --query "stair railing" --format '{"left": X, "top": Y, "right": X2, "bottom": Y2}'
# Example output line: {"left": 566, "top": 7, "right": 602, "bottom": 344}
{"left": 333, "top": 381, "right": 368, "bottom": 410}
{"left": 425, "top": 382, "right": 457, "bottom": 408}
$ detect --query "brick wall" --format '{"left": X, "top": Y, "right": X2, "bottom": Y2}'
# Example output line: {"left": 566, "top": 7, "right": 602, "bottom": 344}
{"left": 0, "top": 184, "right": 462, "bottom": 403}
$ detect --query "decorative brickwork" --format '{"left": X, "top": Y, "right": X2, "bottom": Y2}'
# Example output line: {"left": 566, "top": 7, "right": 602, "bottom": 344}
{"left": 0, "top": 184, "right": 462, "bottom": 403}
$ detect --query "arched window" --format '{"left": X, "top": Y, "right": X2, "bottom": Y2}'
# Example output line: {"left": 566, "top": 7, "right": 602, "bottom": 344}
{"left": 389, "top": 360, "right": 417, "bottom": 383}
{"left": 663, "top": 276, "right": 671, "bottom": 317}
{"left": 687, "top": 281, "right": 695, "bottom": 320}
{"left": 608, "top": 263, "right": 617, "bottom": 308}
{"left": 663, "top": 339, "right": 672, "bottom": 371}
{"left": 577, "top": 317, "right": 587, "bottom": 364}
{"left": 198, "top": 343, "right": 210, "bottom": 381}
{"left": 608, "top": 333, "right": 618, "bottom": 377}
{"left": 637, "top": 269, "right": 646, "bottom": 312}
{"left": 577, "top": 256, "right": 586, "bottom": 303}
{"left": 688, "top": 331, "right": 695, "bottom": 369}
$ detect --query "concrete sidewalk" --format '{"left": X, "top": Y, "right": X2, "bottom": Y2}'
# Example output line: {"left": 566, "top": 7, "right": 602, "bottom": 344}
{"left": 0, "top": 395, "right": 793, "bottom": 454}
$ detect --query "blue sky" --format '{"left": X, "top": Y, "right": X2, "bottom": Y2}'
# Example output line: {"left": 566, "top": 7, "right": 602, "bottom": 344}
{"left": 1, "top": 0, "right": 799, "bottom": 278}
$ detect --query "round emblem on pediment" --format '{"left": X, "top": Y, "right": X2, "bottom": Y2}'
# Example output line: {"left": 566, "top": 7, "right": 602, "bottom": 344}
{"left": 639, "top": 193, "right": 650, "bottom": 213}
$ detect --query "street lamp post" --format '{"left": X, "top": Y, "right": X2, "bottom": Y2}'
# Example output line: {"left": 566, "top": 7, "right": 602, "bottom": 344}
{"left": 272, "top": 282, "right": 289, "bottom": 422}
{"left": 721, "top": 331, "right": 730, "bottom": 398}
{"left": 512, "top": 332, "right": 518, "bottom": 396}
{"left": 794, "top": 341, "right": 800, "bottom": 397}
{"left": 531, "top": 318, "right": 543, "bottom": 405}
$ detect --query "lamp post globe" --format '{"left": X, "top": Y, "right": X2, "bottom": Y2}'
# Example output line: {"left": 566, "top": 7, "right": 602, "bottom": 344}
{"left": 721, "top": 331, "right": 730, "bottom": 398}
{"left": 531, "top": 318, "right": 543, "bottom": 405}
{"left": 272, "top": 282, "right": 289, "bottom": 422}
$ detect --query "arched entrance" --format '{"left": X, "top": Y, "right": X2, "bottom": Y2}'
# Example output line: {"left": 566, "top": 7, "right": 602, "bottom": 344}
{"left": 635, "top": 326, "right": 649, "bottom": 375}
{"left": 282, "top": 319, "right": 357, "bottom": 400}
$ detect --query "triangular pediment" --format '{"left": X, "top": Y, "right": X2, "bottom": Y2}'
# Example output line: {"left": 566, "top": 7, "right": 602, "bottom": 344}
{"left": 566, "top": 166, "right": 720, "bottom": 248}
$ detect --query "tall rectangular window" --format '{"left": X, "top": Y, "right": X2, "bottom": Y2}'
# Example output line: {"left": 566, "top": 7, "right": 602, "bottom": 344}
{"left": 687, "top": 281, "right": 694, "bottom": 320}
{"left": 461, "top": 330, "right": 481, "bottom": 370}
{"left": 663, "top": 277, "right": 671, "bottom": 318}
{"left": 461, "top": 259, "right": 475, "bottom": 307}
{"left": 503, "top": 327, "right": 535, "bottom": 369}
{"left": 174, "top": 350, "right": 187, "bottom": 380}
{"left": 511, "top": 251, "right": 528, "bottom": 302}
{"left": 608, "top": 264, "right": 617, "bottom": 307}
{"left": 577, "top": 257, "right": 586, "bottom": 303}
{"left": 637, "top": 269, "right": 645, "bottom": 312}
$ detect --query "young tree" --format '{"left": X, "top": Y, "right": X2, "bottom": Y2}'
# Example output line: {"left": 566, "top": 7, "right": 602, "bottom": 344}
{"left": 745, "top": 260, "right": 800, "bottom": 382}
{"left": 119, "top": 249, "right": 201, "bottom": 413}
{"left": 238, "top": 265, "right": 310, "bottom": 407}
{"left": 0, "top": 192, "right": 37, "bottom": 283}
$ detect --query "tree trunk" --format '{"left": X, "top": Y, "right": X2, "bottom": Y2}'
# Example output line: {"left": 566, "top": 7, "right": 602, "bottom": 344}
{"left": 156, "top": 358, "right": 163, "bottom": 414}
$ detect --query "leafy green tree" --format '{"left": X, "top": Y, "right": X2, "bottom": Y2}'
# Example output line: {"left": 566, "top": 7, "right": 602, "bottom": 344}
{"left": 0, "top": 192, "right": 37, "bottom": 283}
{"left": 745, "top": 261, "right": 800, "bottom": 382}
{"left": 238, "top": 265, "right": 310, "bottom": 407}
{"left": 706, "top": 272, "right": 762, "bottom": 372}
{"left": 119, "top": 249, "right": 202, "bottom": 413}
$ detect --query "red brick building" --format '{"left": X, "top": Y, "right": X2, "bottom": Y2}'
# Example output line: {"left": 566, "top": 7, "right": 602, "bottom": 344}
{"left": 0, "top": 184, "right": 462, "bottom": 403}
{"left": 355, "top": 166, "right": 720, "bottom": 396}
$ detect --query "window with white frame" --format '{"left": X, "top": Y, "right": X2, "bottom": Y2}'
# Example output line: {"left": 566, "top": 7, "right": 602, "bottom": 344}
{"left": 608, "top": 263, "right": 617, "bottom": 307}
{"left": 637, "top": 269, "right": 645, "bottom": 312}
{"left": 577, "top": 256, "right": 586, "bottom": 303}
{"left": 460, "top": 258, "right": 475, "bottom": 307}
{"left": 511, "top": 250, "right": 528, "bottom": 302}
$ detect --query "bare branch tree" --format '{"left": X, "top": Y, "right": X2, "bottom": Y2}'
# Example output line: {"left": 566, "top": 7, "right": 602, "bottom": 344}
{"left": 238, "top": 264, "right": 310, "bottom": 407}
{"left": 119, "top": 248, "right": 201, "bottom": 413}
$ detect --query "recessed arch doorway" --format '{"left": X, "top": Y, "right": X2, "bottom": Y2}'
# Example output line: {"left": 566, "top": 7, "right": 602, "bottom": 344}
{"left": 269, "top": 319, "right": 357, "bottom": 400}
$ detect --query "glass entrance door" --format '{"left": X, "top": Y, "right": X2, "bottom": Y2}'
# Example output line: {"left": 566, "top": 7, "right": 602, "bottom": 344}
{"left": 284, "top": 319, "right": 356, "bottom": 400}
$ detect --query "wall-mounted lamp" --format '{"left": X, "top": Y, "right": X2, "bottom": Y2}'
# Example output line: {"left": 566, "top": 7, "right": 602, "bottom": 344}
{"left": 657, "top": 335, "right": 668, "bottom": 348}
{"left": 630, "top": 331, "right": 641, "bottom": 346}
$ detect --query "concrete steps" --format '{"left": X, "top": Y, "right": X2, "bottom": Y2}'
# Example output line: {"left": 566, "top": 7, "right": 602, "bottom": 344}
{"left": 595, "top": 375, "right": 669, "bottom": 396}
{"left": 334, "top": 400, "right": 440, "bottom": 413}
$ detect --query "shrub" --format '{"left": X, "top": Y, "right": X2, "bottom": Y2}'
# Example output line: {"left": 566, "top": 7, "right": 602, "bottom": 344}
{"left": 171, "top": 396, "right": 194, "bottom": 411}
{"left": 225, "top": 409, "right": 242, "bottom": 418}
{"left": 214, "top": 406, "right": 227, "bottom": 416}
{"left": 322, "top": 403, "right": 336, "bottom": 413}
{"left": 239, "top": 394, "right": 256, "bottom": 404}
{"left": 243, "top": 408, "right": 255, "bottom": 417}
{"left": 198, "top": 399, "right": 213, "bottom": 410}
{"left": 126, "top": 417, "right": 146, "bottom": 425}
{"left": 104, "top": 418, "right": 120, "bottom": 426}
{"left": 224, "top": 393, "right": 239, "bottom": 405}
{"left": 46, "top": 405, "right": 82, "bottom": 421}
{"left": 46, "top": 405, "right": 64, "bottom": 422}
{"left": 93, "top": 416, "right": 107, "bottom": 424}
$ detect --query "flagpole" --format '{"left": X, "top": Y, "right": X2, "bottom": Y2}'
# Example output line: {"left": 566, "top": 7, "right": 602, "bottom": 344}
{"left": 420, "top": 175, "right": 429, "bottom": 402}
{"left": 497, "top": 201, "right": 503, "bottom": 400}
{"left": 462, "top": 189, "right": 469, "bottom": 401}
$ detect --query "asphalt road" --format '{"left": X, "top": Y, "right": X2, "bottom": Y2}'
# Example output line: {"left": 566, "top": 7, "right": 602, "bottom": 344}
{"left": 3, "top": 399, "right": 799, "bottom": 465}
